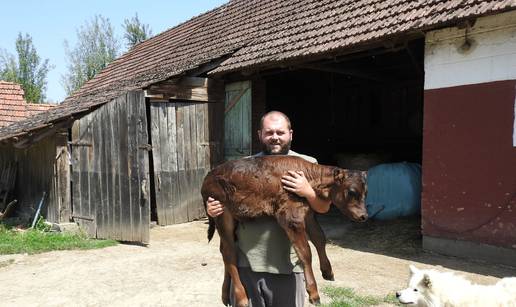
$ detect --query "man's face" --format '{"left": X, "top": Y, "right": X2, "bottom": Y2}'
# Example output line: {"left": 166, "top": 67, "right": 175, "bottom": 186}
{"left": 258, "top": 115, "right": 293, "bottom": 155}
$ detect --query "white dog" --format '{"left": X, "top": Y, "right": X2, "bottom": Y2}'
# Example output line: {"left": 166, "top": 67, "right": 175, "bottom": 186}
{"left": 396, "top": 265, "right": 516, "bottom": 307}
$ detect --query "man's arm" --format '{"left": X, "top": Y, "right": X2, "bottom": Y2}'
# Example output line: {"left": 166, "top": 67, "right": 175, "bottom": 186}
{"left": 281, "top": 171, "right": 331, "bottom": 213}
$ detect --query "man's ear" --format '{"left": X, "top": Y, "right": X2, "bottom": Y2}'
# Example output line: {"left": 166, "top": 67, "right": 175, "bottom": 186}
{"left": 422, "top": 274, "right": 432, "bottom": 289}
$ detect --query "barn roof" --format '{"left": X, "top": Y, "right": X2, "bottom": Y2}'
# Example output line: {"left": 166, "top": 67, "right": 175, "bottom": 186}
{"left": 1, "top": 0, "right": 515, "bottom": 142}
{"left": 0, "top": 81, "right": 55, "bottom": 128}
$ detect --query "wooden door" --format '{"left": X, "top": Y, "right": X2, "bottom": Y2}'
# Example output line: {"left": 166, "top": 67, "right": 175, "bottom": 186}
{"left": 71, "top": 91, "right": 150, "bottom": 243}
{"left": 224, "top": 81, "right": 252, "bottom": 161}
{"left": 149, "top": 101, "right": 211, "bottom": 225}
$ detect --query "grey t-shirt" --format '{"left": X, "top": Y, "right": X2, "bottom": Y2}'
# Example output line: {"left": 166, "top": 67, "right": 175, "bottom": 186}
{"left": 236, "top": 150, "right": 317, "bottom": 274}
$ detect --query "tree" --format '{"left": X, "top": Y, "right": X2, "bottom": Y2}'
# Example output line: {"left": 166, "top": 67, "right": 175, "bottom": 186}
{"left": 0, "top": 33, "right": 51, "bottom": 103}
{"left": 123, "top": 13, "right": 152, "bottom": 49}
{"left": 62, "top": 15, "right": 120, "bottom": 96}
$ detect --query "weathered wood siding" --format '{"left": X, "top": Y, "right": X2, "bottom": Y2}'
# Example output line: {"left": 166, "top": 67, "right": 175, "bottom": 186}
{"left": 224, "top": 81, "right": 252, "bottom": 161}
{"left": 150, "top": 101, "right": 218, "bottom": 225}
{"left": 71, "top": 91, "right": 150, "bottom": 243}
{"left": 0, "top": 135, "right": 69, "bottom": 223}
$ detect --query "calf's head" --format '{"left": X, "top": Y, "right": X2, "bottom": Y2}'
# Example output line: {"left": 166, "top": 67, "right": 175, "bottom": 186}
{"left": 330, "top": 169, "right": 368, "bottom": 222}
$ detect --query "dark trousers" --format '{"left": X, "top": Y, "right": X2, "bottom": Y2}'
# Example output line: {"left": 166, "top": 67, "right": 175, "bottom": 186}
{"left": 230, "top": 267, "right": 305, "bottom": 307}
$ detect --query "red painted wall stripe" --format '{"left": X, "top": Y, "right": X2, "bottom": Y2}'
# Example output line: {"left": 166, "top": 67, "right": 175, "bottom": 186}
{"left": 422, "top": 80, "right": 516, "bottom": 248}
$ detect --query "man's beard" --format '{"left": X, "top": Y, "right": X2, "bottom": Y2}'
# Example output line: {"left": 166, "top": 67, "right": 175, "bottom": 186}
{"left": 262, "top": 141, "right": 291, "bottom": 155}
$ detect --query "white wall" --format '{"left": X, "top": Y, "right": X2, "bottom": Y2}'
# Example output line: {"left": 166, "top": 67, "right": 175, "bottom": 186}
{"left": 424, "top": 9, "right": 516, "bottom": 90}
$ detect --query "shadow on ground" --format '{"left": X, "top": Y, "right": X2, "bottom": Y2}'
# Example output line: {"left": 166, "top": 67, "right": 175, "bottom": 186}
{"left": 317, "top": 212, "right": 516, "bottom": 278}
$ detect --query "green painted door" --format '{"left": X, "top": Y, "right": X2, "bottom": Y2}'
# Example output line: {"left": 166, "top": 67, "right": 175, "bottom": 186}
{"left": 224, "top": 81, "right": 252, "bottom": 161}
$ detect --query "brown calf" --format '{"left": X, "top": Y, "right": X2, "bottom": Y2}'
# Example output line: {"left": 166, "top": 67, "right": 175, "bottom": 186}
{"left": 201, "top": 155, "right": 368, "bottom": 306}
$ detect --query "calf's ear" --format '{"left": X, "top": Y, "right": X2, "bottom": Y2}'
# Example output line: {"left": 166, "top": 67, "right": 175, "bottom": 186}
{"left": 333, "top": 168, "right": 347, "bottom": 183}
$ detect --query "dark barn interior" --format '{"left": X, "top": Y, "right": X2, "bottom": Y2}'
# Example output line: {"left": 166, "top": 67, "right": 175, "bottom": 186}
{"left": 263, "top": 39, "right": 425, "bottom": 169}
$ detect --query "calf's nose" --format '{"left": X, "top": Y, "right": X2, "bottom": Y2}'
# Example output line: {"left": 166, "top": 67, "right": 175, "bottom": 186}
{"left": 396, "top": 292, "right": 401, "bottom": 298}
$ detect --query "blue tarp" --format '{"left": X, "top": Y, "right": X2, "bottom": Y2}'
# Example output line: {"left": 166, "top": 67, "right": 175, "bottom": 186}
{"left": 365, "top": 162, "right": 422, "bottom": 220}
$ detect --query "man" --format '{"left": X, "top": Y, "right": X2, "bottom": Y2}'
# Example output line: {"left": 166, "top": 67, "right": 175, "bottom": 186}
{"left": 206, "top": 111, "right": 331, "bottom": 307}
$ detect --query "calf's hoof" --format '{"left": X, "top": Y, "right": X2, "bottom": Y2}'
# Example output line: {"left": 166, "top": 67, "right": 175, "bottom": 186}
{"left": 222, "top": 296, "right": 230, "bottom": 306}
{"left": 309, "top": 296, "right": 321, "bottom": 305}
{"left": 322, "top": 270, "right": 334, "bottom": 281}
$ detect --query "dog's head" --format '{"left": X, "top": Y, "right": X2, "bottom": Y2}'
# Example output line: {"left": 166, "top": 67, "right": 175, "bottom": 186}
{"left": 396, "top": 265, "right": 434, "bottom": 306}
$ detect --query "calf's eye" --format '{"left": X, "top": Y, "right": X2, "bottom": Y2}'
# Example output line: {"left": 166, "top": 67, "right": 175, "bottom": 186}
{"left": 348, "top": 190, "right": 358, "bottom": 199}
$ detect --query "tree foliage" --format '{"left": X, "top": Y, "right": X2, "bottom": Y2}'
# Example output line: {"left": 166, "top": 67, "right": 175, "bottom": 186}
{"left": 123, "top": 13, "right": 152, "bottom": 49}
{"left": 0, "top": 33, "right": 51, "bottom": 103}
{"left": 62, "top": 15, "right": 120, "bottom": 96}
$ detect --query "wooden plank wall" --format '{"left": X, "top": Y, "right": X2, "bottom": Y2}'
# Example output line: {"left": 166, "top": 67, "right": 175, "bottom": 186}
{"left": 72, "top": 91, "right": 150, "bottom": 242}
{"left": 71, "top": 111, "right": 96, "bottom": 235}
{"left": 0, "top": 133, "right": 70, "bottom": 224}
{"left": 51, "top": 131, "right": 71, "bottom": 223}
{"left": 0, "top": 138, "right": 60, "bottom": 222}
{"left": 150, "top": 100, "right": 218, "bottom": 225}
{"left": 224, "top": 81, "right": 252, "bottom": 161}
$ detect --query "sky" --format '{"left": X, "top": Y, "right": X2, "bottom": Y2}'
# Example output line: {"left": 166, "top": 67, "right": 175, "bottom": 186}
{"left": 0, "top": 0, "right": 228, "bottom": 103}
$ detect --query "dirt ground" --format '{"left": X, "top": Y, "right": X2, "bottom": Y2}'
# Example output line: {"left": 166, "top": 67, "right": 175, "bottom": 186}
{"left": 1, "top": 215, "right": 516, "bottom": 307}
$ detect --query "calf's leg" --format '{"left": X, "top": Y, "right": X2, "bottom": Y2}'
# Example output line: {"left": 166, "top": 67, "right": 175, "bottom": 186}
{"left": 220, "top": 241, "right": 231, "bottom": 305}
{"left": 215, "top": 213, "right": 248, "bottom": 307}
{"left": 277, "top": 206, "right": 320, "bottom": 305}
{"left": 305, "top": 212, "right": 334, "bottom": 281}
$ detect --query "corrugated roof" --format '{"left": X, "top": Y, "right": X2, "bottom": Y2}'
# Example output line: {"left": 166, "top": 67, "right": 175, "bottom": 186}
{"left": 1, "top": 0, "right": 515, "bottom": 142}
{"left": 0, "top": 81, "right": 55, "bottom": 128}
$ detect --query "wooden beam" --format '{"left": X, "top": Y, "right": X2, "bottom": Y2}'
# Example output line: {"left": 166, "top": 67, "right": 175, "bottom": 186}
{"left": 144, "top": 77, "right": 224, "bottom": 102}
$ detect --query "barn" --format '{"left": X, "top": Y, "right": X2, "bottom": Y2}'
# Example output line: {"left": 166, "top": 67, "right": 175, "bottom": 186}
{"left": 0, "top": 0, "right": 514, "bottom": 264}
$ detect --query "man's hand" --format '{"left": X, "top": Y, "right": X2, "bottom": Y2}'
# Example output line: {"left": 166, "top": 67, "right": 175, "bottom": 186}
{"left": 206, "top": 197, "right": 224, "bottom": 217}
{"left": 281, "top": 170, "right": 331, "bottom": 214}
{"left": 281, "top": 171, "right": 316, "bottom": 199}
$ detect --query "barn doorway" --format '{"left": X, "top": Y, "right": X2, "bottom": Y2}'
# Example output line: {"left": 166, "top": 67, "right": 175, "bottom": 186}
{"left": 258, "top": 39, "right": 425, "bottom": 257}
{"left": 263, "top": 39, "right": 424, "bottom": 167}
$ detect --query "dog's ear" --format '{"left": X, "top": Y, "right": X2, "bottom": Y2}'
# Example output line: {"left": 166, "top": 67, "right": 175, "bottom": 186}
{"left": 422, "top": 274, "right": 432, "bottom": 289}
{"left": 409, "top": 265, "right": 419, "bottom": 275}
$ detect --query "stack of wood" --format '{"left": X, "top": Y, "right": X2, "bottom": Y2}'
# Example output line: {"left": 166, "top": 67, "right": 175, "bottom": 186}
{"left": 0, "top": 162, "right": 18, "bottom": 220}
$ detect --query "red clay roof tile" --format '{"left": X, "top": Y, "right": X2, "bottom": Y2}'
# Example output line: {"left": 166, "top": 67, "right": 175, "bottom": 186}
{"left": 0, "top": 81, "right": 56, "bottom": 128}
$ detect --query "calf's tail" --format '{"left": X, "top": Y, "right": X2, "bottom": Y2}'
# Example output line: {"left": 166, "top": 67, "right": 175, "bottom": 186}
{"left": 207, "top": 216, "right": 216, "bottom": 242}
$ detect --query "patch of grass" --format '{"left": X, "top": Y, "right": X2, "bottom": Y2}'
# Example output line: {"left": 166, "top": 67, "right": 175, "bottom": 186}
{"left": 322, "top": 286, "right": 401, "bottom": 307}
{"left": 0, "top": 223, "right": 118, "bottom": 255}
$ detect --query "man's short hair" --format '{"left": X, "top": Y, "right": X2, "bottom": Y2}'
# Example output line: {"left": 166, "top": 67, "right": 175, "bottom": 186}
{"left": 259, "top": 111, "right": 292, "bottom": 130}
